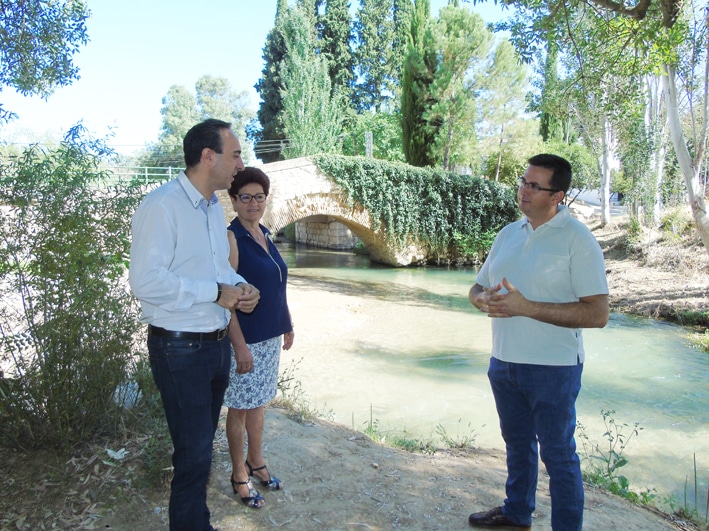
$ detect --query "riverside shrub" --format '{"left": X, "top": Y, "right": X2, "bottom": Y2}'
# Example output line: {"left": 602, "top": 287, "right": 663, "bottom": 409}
{"left": 0, "top": 126, "right": 144, "bottom": 449}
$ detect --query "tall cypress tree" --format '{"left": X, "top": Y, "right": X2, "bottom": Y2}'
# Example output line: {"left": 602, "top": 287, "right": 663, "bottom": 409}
{"left": 255, "top": 0, "right": 289, "bottom": 163}
{"left": 320, "top": 0, "right": 354, "bottom": 99}
{"left": 280, "top": 6, "right": 344, "bottom": 158}
{"left": 392, "top": 0, "right": 414, "bottom": 98}
{"left": 401, "top": 0, "right": 435, "bottom": 166}
{"left": 296, "top": 0, "right": 319, "bottom": 31}
{"left": 353, "top": 0, "right": 397, "bottom": 112}
{"left": 539, "top": 28, "right": 563, "bottom": 142}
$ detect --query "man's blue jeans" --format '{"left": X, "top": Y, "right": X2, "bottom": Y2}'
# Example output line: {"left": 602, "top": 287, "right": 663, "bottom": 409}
{"left": 148, "top": 333, "right": 231, "bottom": 531}
{"left": 488, "top": 357, "right": 584, "bottom": 531}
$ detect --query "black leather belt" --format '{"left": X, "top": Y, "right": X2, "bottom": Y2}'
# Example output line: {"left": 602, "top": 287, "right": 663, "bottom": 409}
{"left": 148, "top": 325, "right": 228, "bottom": 341}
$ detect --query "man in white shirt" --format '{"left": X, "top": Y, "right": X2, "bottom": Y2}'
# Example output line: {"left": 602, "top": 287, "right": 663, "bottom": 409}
{"left": 130, "top": 118, "right": 260, "bottom": 531}
{"left": 468, "top": 154, "right": 609, "bottom": 531}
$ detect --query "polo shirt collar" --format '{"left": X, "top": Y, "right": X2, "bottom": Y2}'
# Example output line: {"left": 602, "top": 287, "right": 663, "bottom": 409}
{"left": 520, "top": 205, "right": 570, "bottom": 230}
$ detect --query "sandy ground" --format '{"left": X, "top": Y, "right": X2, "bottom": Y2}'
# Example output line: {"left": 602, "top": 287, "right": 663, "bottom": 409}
{"left": 1, "top": 221, "right": 707, "bottom": 531}
{"left": 93, "top": 406, "right": 686, "bottom": 531}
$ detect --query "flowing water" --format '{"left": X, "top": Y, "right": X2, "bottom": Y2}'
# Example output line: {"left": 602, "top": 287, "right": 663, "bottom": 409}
{"left": 278, "top": 243, "right": 709, "bottom": 513}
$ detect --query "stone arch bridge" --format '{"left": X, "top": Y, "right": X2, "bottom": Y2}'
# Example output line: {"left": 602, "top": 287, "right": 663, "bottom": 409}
{"left": 217, "top": 157, "right": 426, "bottom": 266}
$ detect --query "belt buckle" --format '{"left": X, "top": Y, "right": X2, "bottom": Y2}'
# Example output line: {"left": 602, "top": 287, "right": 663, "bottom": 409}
{"left": 217, "top": 327, "right": 228, "bottom": 341}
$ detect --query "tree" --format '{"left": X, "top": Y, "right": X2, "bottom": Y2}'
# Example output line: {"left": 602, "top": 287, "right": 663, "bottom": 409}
{"left": 476, "top": 40, "right": 531, "bottom": 179}
{"left": 353, "top": 0, "right": 398, "bottom": 112}
{"left": 500, "top": 0, "right": 709, "bottom": 254}
{"left": 319, "top": 0, "right": 355, "bottom": 99}
{"left": 280, "top": 6, "right": 345, "bottom": 158}
{"left": 0, "top": 126, "right": 144, "bottom": 448}
{"left": 391, "top": 0, "right": 415, "bottom": 98}
{"left": 537, "top": 28, "right": 564, "bottom": 142}
{"left": 0, "top": 4, "right": 145, "bottom": 450}
{"left": 0, "top": 0, "right": 89, "bottom": 121}
{"left": 502, "top": 1, "right": 653, "bottom": 224}
{"left": 403, "top": 2, "right": 507, "bottom": 170}
{"left": 255, "top": 0, "right": 290, "bottom": 163}
{"left": 660, "top": 3, "right": 709, "bottom": 247}
{"left": 480, "top": 118, "right": 545, "bottom": 185}
{"left": 401, "top": 0, "right": 436, "bottom": 166}
{"left": 195, "top": 76, "right": 253, "bottom": 129}
{"left": 341, "top": 110, "right": 405, "bottom": 161}
{"left": 428, "top": 5, "right": 493, "bottom": 170}
{"left": 146, "top": 76, "right": 255, "bottom": 167}
{"left": 152, "top": 86, "right": 200, "bottom": 165}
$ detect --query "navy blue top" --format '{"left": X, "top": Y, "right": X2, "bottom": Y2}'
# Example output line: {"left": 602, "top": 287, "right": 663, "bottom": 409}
{"left": 228, "top": 217, "right": 291, "bottom": 344}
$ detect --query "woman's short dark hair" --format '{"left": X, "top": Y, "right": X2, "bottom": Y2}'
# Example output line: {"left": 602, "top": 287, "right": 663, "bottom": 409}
{"left": 528, "top": 153, "right": 572, "bottom": 193}
{"left": 229, "top": 166, "right": 271, "bottom": 197}
{"left": 183, "top": 118, "right": 232, "bottom": 168}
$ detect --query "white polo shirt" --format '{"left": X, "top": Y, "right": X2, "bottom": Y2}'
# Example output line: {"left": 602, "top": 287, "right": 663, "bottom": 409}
{"left": 475, "top": 205, "right": 608, "bottom": 366}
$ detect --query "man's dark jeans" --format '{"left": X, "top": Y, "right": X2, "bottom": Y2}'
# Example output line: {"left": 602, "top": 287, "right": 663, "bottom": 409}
{"left": 148, "top": 333, "right": 231, "bottom": 531}
{"left": 488, "top": 357, "right": 584, "bottom": 531}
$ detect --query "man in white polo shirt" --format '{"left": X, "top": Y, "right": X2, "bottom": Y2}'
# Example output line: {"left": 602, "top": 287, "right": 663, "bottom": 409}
{"left": 468, "top": 154, "right": 609, "bottom": 531}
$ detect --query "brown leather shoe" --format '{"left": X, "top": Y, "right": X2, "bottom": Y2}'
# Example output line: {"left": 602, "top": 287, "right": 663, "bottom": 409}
{"left": 468, "top": 506, "right": 531, "bottom": 528}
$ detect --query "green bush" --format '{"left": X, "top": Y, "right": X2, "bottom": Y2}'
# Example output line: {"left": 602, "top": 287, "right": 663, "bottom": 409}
{"left": 0, "top": 126, "right": 145, "bottom": 449}
{"left": 313, "top": 154, "right": 518, "bottom": 263}
{"left": 577, "top": 410, "right": 654, "bottom": 505}
{"left": 543, "top": 140, "right": 599, "bottom": 193}
{"left": 282, "top": 222, "right": 296, "bottom": 241}
{"left": 660, "top": 206, "right": 694, "bottom": 241}
{"left": 481, "top": 151, "right": 528, "bottom": 187}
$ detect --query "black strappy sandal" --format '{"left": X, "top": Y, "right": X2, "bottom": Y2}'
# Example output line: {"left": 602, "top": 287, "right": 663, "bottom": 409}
{"left": 246, "top": 460, "right": 282, "bottom": 490}
{"left": 230, "top": 475, "right": 265, "bottom": 509}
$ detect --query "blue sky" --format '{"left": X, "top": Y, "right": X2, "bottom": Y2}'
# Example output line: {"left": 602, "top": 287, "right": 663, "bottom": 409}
{"left": 1, "top": 0, "right": 510, "bottom": 156}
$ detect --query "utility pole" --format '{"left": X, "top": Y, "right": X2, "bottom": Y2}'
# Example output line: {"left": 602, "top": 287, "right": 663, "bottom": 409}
{"left": 365, "top": 132, "right": 373, "bottom": 158}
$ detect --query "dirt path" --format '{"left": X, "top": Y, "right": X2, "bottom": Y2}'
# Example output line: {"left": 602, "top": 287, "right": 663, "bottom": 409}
{"left": 95, "top": 407, "right": 684, "bottom": 531}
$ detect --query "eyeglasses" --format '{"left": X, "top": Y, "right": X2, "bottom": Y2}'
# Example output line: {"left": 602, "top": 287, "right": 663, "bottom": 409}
{"left": 517, "top": 177, "right": 560, "bottom": 193}
{"left": 236, "top": 193, "right": 267, "bottom": 204}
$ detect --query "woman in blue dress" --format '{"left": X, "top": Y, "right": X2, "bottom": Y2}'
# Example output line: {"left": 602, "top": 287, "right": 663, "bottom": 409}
{"left": 224, "top": 167, "right": 294, "bottom": 509}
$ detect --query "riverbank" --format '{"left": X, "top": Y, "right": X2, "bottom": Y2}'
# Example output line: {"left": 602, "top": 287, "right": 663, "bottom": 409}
{"left": 98, "top": 407, "right": 689, "bottom": 531}
{"left": 1, "top": 218, "right": 707, "bottom": 530}
{"left": 591, "top": 218, "right": 709, "bottom": 325}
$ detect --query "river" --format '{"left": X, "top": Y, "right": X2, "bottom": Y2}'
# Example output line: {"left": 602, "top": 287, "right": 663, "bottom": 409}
{"left": 277, "top": 243, "right": 709, "bottom": 515}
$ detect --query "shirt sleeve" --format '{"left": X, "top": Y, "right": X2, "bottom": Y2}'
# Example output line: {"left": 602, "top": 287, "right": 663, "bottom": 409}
{"left": 475, "top": 230, "right": 505, "bottom": 289}
{"left": 129, "top": 199, "right": 216, "bottom": 312}
{"left": 570, "top": 229, "right": 609, "bottom": 298}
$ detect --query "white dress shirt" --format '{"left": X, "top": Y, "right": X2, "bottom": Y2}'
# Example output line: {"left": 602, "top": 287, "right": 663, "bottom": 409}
{"left": 129, "top": 171, "right": 246, "bottom": 332}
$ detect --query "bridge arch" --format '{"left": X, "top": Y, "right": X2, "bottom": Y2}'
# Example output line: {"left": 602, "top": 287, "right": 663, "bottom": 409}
{"left": 217, "top": 157, "right": 427, "bottom": 266}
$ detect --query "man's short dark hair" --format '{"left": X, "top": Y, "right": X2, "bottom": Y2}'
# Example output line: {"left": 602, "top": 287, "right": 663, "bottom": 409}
{"left": 229, "top": 167, "right": 271, "bottom": 197}
{"left": 183, "top": 118, "right": 232, "bottom": 168}
{"left": 528, "top": 153, "right": 572, "bottom": 194}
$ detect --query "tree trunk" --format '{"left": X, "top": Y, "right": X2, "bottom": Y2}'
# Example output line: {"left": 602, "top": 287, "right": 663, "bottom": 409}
{"left": 645, "top": 74, "right": 667, "bottom": 225}
{"left": 495, "top": 125, "right": 504, "bottom": 182}
{"left": 662, "top": 64, "right": 709, "bottom": 256}
{"left": 600, "top": 114, "right": 612, "bottom": 225}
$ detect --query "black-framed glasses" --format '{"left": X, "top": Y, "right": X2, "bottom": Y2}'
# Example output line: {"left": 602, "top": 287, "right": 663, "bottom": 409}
{"left": 517, "top": 177, "right": 560, "bottom": 193}
{"left": 237, "top": 193, "right": 268, "bottom": 204}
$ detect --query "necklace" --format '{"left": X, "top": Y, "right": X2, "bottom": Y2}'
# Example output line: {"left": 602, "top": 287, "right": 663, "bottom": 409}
{"left": 249, "top": 228, "right": 265, "bottom": 243}
{"left": 239, "top": 218, "right": 266, "bottom": 245}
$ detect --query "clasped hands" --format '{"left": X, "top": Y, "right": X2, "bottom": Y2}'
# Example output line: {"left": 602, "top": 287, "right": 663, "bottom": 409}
{"left": 217, "top": 283, "right": 260, "bottom": 313}
{"left": 475, "top": 277, "right": 529, "bottom": 318}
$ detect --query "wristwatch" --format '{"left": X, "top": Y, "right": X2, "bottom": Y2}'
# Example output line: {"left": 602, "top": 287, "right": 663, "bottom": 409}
{"left": 215, "top": 282, "right": 223, "bottom": 302}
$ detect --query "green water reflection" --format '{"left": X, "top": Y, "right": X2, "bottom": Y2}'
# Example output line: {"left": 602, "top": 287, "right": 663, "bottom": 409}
{"left": 279, "top": 243, "right": 709, "bottom": 513}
